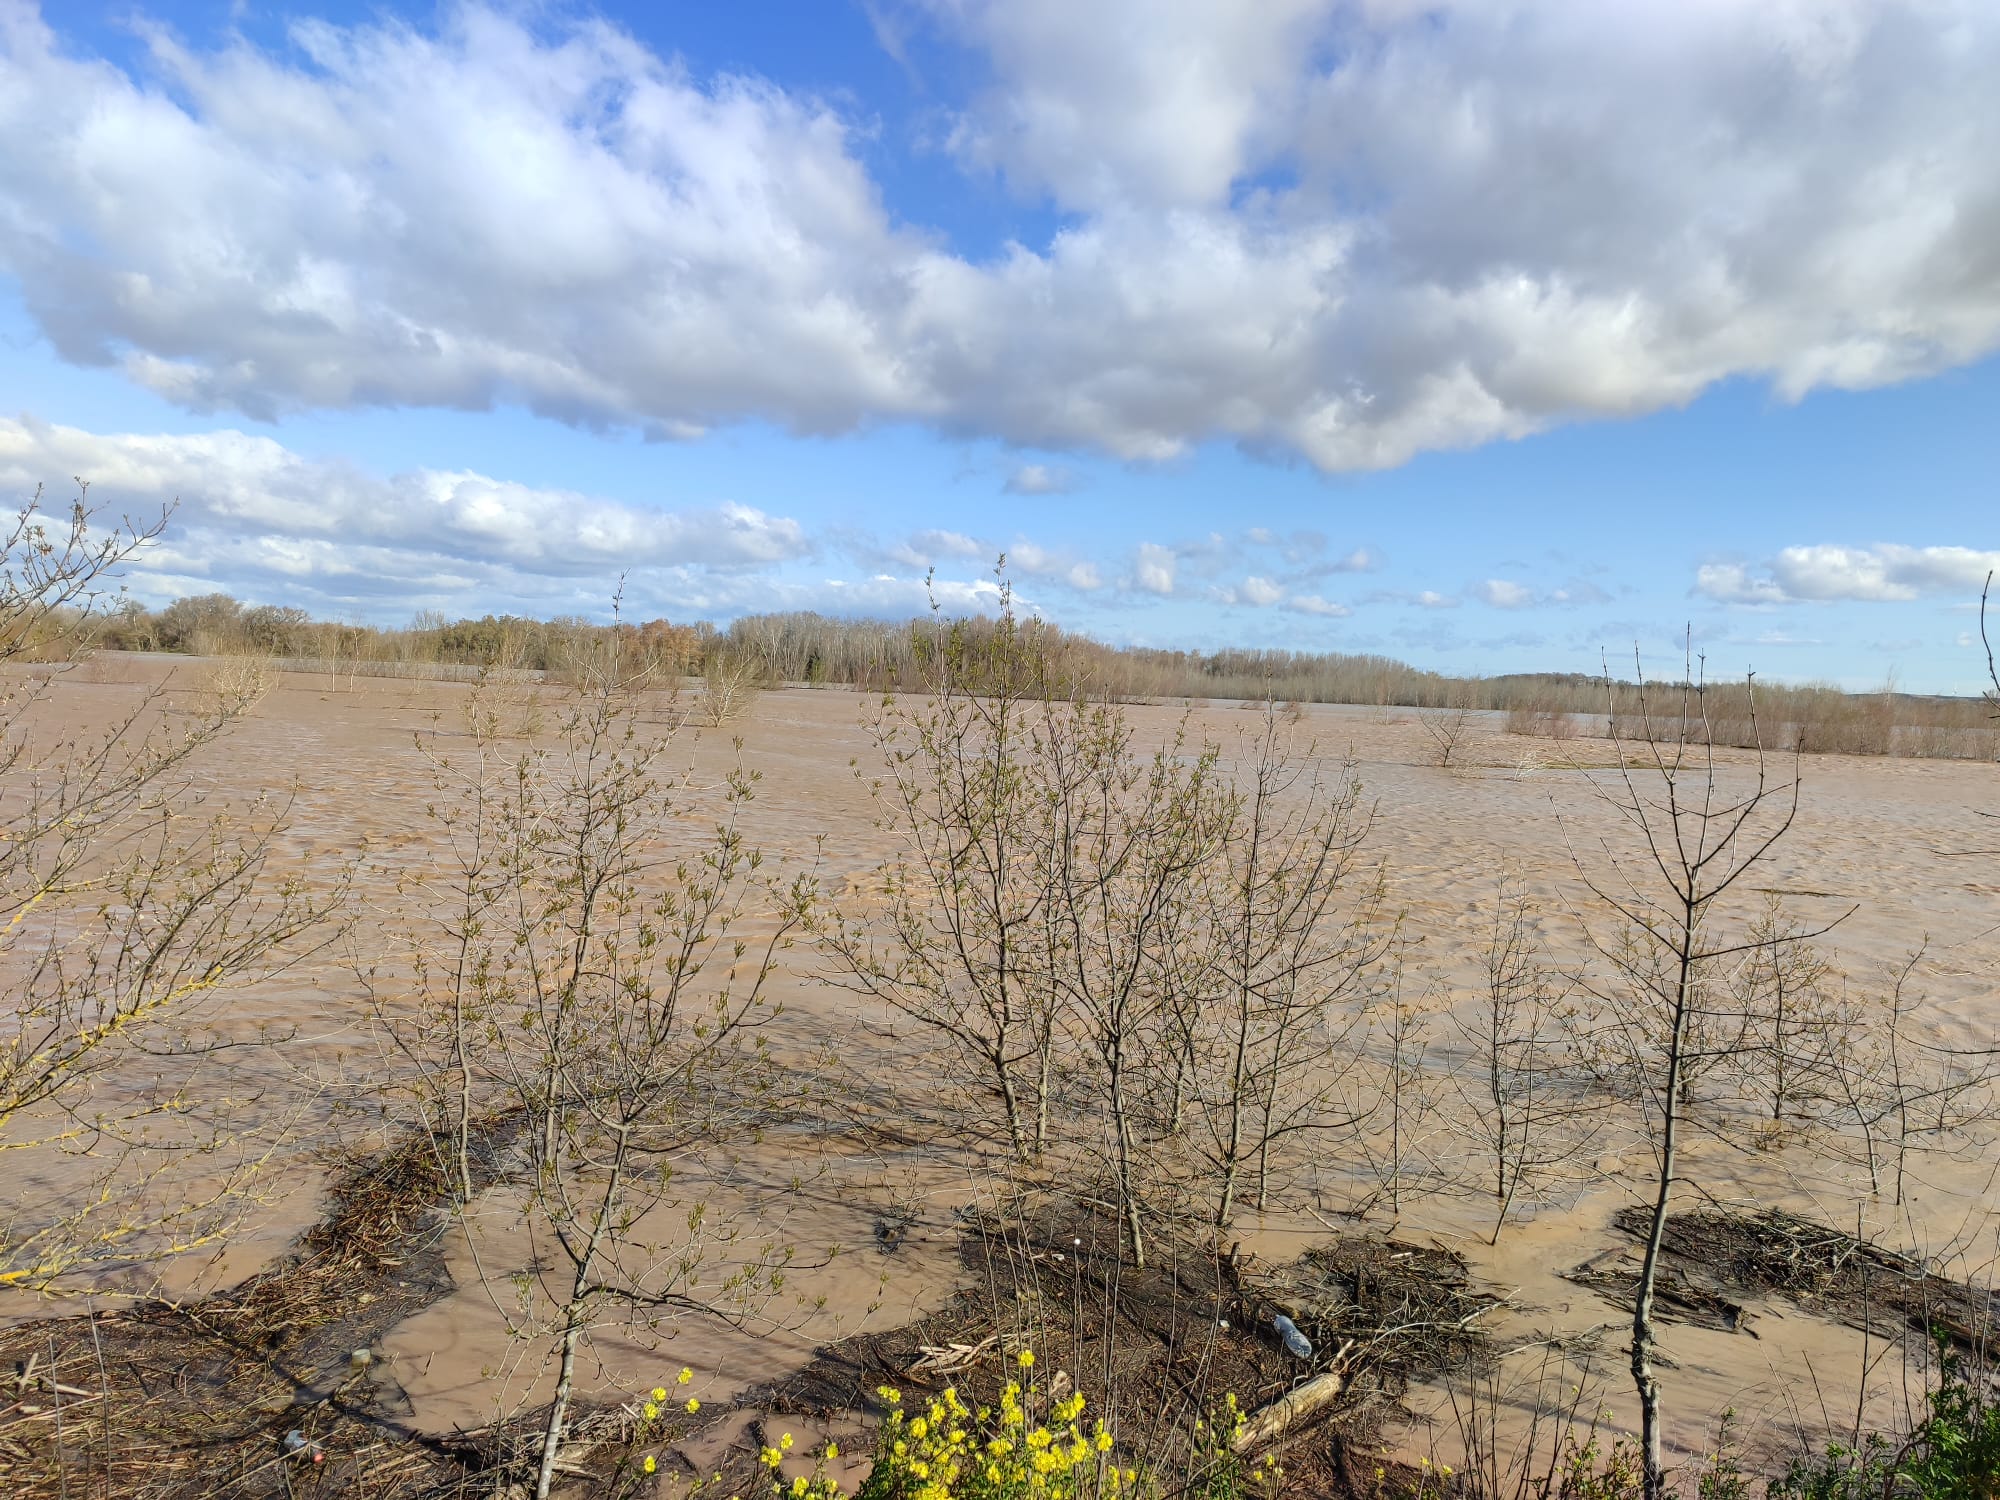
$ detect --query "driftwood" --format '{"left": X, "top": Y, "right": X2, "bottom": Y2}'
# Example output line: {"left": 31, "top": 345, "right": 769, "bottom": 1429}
{"left": 1232, "top": 1339, "right": 1355, "bottom": 1453}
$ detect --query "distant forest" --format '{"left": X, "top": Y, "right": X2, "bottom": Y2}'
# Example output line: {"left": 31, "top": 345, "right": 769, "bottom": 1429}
{"left": 75, "top": 590, "right": 1999, "bottom": 761}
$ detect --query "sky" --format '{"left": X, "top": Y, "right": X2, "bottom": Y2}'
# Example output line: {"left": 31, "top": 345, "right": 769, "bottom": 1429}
{"left": 1, "top": 1, "right": 1996, "bottom": 693}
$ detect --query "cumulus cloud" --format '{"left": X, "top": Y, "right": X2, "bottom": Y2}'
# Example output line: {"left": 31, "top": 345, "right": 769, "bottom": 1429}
{"left": 1133, "top": 541, "right": 1176, "bottom": 595}
{"left": 0, "top": 415, "right": 807, "bottom": 571}
{"left": 1247, "top": 527, "right": 1381, "bottom": 579}
{"left": 1236, "top": 575, "right": 1284, "bottom": 607}
{"left": 1475, "top": 579, "right": 1535, "bottom": 609}
{"left": 1003, "top": 463, "right": 1076, "bottom": 494}
{"left": 900, "top": 529, "right": 987, "bottom": 567}
{"left": 0, "top": 414, "right": 815, "bottom": 615}
{"left": 1547, "top": 581, "right": 1612, "bottom": 606}
{"left": 6, "top": 3, "right": 2000, "bottom": 471}
{"left": 1004, "top": 538, "right": 1102, "bottom": 590}
{"left": 1286, "top": 593, "right": 1351, "bottom": 618}
{"left": 1696, "top": 545, "right": 2000, "bottom": 603}
{"left": 1694, "top": 563, "right": 1790, "bottom": 606}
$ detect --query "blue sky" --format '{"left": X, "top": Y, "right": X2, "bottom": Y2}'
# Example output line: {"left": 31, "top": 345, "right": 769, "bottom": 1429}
{"left": 1, "top": 1, "right": 1995, "bottom": 692}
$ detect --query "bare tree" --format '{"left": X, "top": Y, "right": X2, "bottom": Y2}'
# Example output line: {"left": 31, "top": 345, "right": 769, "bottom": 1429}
{"left": 1179, "top": 702, "right": 1390, "bottom": 1227}
{"left": 1419, "top": 687, "right": 1478, "bottom": 769}
{"left": 1031, "top": 699, "right": 1229, "bottom": 1267}
{"left": 364, "top": 735, "right": 514, "bottom": 1207}
{"left": 396, "top": 675, "right": 808, "bottom": 1500}
{"left": 807, "top": 576, "right": 1070, "bottom": 1164}
{"left": 1724, "top": 897, "right": 1849, "bottom": 1130}
{"left": 1452, "top": 873, "right": 1590, "bottom": 1242}
{"left": 2, "top": 486, "right": 332, "bottom": 1291}
{"left": 1822, "top": 943, "right": 1998, "bottom": 1205}
{"left": 1351, "top": 954, "right": 1447, "bottom": 1222}
{"left": 697, "top": 647, "right": 767, "bottom": 725}
{"left": 1561, "top": 649, "right": 1842, "bottom": 1500}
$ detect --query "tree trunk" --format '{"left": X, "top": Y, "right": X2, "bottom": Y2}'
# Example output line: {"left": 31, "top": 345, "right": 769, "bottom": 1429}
{"left": 1632, "top": 947, "right": 1693, "bottom": 1500}
{"left": 535, "top": 1314, "right": 584, "bottom": 1500}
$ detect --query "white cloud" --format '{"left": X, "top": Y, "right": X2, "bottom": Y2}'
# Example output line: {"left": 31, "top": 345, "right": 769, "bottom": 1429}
{"left": 1237, "top": 575, "right": 1284, "bottom": 607}
{"left": 1416, "top": 590, "right": 1458, "bottom": 609}
{"left": 1697, "top": 545, "right": 2000, "bottom": 603}
{"left": 1286, "top": 593, "right": 1351, "bottom": 618}
{"left": 1695, "top": 562, "right": 1790, "bottom": 605}
{"left": 1133, "top": 541, "right": 1176, "bottom": 595}
{"left": 5, "top": 3, "right": 2000, "bottom": 471}
{"left": 0, "top": 415, "right": 807, "bottom": 575}
{"left": 908, "top": 528, "right": 987, "bottom": 563}
{"left": 1548, "top": 581, "right": 1611, "bottom": 606}
{"left": 935, "top": 0, "right": 1327, "bottom": 211}
{"left": 1007, "top": 538, "right": 1101, "bottom": 590}
{"left": 1003, "top": 463, "right": 1076, "bottom": 495}
{"left": 1475, "top": 579, "right": 1535, "bottom": 609}
{"left": 0, "top": 414, "right": 834, "bottom": 620}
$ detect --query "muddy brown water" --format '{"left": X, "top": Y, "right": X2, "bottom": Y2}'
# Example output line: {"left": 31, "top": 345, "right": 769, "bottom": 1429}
{"left": 2, "top": 658, "right": 1995, "bottom": 1481}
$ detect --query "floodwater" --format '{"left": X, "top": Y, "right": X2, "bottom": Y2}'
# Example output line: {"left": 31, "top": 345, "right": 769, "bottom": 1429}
{"left": 3, "top": 656, "right": 1994, "bottom": 1477}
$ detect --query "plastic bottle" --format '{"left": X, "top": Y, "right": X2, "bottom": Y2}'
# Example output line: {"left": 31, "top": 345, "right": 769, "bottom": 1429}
{"left": 284, "top": 1431, "right": 326, "bottom": 1464}
{"left": 1272, "top": 1313, "right": 1312, "bottom": 1360}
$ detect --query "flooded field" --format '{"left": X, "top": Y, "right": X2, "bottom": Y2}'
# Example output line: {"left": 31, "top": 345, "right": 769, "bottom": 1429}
{"left": 4, "top": 654, "right": 1996, "bottom": 1487}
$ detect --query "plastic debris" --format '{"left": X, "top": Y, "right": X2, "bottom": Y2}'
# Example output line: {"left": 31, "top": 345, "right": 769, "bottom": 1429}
{"left": 1272, "top": 1313, "right": 1313, "bottom": 1359}
{"left": 283, "top": 1431, "right": 326, "bottom": 1464}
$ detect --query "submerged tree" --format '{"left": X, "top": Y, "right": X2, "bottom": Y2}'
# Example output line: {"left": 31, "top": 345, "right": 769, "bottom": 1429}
{"left": 1, "top": 486, "right": 331, "bottom": 1292}
{"left": 391, "top": 666, "right": 809, "bottom": 1500}
{"left": 1179, "top": 702, "right": 1389, "bottom": 1227}
{"left": 809, "top": 574, "right": 1072, "bottom": 1164}
{"left": 1563, "top": 648, "right": 1841, "bottom": 1500}
{"left": 1452, "top": 873, "right": 1590, "bottom": 1243}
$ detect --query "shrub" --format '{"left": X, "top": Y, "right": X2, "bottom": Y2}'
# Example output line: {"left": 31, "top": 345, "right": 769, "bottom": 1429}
{"left": 734, "top": 1353, "right": 1270, "bottom": 1500}
{"left": 1769, "top": 1341, "right": 2000, "bottom": 1500}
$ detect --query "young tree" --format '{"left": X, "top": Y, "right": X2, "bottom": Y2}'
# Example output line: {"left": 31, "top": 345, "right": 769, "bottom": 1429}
{"left": 1822, "top": 943, "right": 1998, "bottom": 1205}
{"left": 2, "top": 487, "right": 330, "bottom": 1291}
{"left": 1179, "top": 702, "right": 1389, "bottom": 1227}
{"left": 1452, "top": 873, "right": 1589, "bottom": 1242}
{"left": 1419, "top": 688, "right": 1477, "bottom": 769}
{"left": 1725, "top": 897, "right": 1847, "bottom": 1128}
{"left": 1357, "top": 958, "right": 1441, "bottom": 1222}
{"left": 365, "top": 735, "right": 513, "bottom": 1208}
{"left": 1030, "top": 698, "right": 1229, "bottom": 1267}
{"left": 392, "top": 672, "right": 806, "bottom": 1500}
{"left": 808, "top": 576, "right": 1070, "bottom": 1164}
{"left": 1562, "top": 651, "right": 1841, "bottom": 1500}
